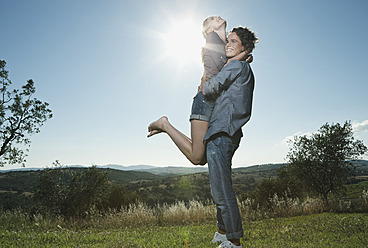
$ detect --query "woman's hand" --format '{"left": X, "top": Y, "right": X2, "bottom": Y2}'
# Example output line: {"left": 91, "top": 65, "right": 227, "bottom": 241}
{"left": 237, "top": 51, "right": 253, "bottom": 63}
{"left": 245, "top": 54, "right": 253, "bottom": 63}
{"left": 199, "top": 71, "right": 206, "bottom": 93}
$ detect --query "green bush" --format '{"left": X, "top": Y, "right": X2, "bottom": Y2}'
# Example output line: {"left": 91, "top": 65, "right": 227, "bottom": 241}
{"left": 33, "top": 164, "right": 140, "bottom": 219}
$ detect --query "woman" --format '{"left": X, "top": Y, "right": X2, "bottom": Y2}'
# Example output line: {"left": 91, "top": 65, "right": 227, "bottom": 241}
{"left": 147, "top": 16, "right": 250, "bottom": 165}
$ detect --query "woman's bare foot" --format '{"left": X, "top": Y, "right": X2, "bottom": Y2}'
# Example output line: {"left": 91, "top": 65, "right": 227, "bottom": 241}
{"left": 147, "top": 116, "right": 169, "bottom": 138}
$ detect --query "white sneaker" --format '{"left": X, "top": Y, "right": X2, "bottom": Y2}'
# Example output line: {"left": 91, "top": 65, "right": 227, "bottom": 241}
{"left": 218, "top": 240, "right": 242, "bottom": 248}
{"left": 211, "top": 232, "right": 228, "bottom": 243}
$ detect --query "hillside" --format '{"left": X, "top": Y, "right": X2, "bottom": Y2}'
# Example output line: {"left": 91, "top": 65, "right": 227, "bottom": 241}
{"left": 0, "top": 163, "right": 284, "bottom": 208}
{"left": 1, "top": 160, "right": 367, "bottom": 209}
{"left": 125, "top": 163, "right": 289, "bottom": 205}
{"left": 0, "top": 168, "right": 163, "bottom": 194}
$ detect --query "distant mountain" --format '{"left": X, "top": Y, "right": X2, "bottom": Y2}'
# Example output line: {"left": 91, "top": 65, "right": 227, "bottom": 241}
{"left": 97, "top": 164, "right": 157, "bottom": 171}
{"left": 0, "top": 164, "right": 208, "bottom": 176}
{"left": 233, "top": 163, "right": 287, "bottom": 173}
{"left": 96, "top": 164, "right": 209, "bottom": 175}
{"left": 0, "top": 167, "right": 43, "bottom": 173}
{"left": 2, "top": 160, "right": 367, "bottom": 175}
{"left": 0, "top": 164, "right": 156, "bottom": 173}
{"left": 140, "top": 166, "right": 208, "bottom": 176}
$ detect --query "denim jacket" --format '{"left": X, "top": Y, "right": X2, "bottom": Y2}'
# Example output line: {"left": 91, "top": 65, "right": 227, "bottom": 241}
{"left": 203, "top": 60, "right": 255, "bottom": 141}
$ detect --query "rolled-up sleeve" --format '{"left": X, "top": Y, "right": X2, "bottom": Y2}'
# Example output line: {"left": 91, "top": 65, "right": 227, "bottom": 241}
{"left": 204, "top": 60, "right": 242, "bottom": 98}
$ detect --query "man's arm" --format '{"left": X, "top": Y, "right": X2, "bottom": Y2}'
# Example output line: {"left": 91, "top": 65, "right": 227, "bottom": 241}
{"left": 202, "top": 60, "right": 244, "bottom": 98}
{"left": 200, "top": 52, "right": 253, "bottom": 93}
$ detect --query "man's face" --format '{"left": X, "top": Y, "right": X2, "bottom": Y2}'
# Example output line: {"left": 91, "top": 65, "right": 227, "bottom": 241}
{"left": 225, "top": 32, "right": 245, "bottom": 58}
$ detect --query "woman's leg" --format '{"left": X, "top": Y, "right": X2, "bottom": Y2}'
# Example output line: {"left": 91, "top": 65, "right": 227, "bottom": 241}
{"left": 147, "top": 116, "right": 208, "bottom": 165}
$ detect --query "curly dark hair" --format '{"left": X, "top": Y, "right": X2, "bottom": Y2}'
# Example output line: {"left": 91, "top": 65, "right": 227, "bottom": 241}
{"left": 230, "top": 27, "right": 258, "bottom": 52}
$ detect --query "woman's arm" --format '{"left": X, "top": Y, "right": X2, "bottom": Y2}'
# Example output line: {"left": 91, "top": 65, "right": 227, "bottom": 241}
{"left": 203, "top": 32, "right": 227, "bottom": 77}
{"left": 225, "top": 51, "right": 253, "bottom": 66}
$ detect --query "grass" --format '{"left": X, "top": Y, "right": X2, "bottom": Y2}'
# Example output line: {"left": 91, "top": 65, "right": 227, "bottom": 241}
{"left": 1, "top": 212, "right": 367, "bottom": 247}
{"left": 243, "top": 213, "right": 368, "bottom": 247}
{"left": 1, "top": 196, "right": 367, "bottom": 247}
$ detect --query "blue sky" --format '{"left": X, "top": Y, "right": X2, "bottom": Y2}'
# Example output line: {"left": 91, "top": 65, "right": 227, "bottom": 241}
{"left": 1, "top": 0, "right": 367, "bottom": 170}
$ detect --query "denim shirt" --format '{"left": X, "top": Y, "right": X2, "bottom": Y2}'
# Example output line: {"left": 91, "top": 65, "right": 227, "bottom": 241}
{"left": 203, "top": 60, "right": 255, "bottom": 141}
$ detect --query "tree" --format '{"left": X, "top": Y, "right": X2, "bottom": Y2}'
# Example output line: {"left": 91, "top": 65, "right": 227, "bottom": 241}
{"left": 33, "top": 162, "right": 73, "bottom": 216}
{"left": 63, "top": 165, "right": 110, "bottom": 218}
{"left": 34, "top": 163, "right": 110, "bottom": 218}
{"left": 105, "top": 184, "right": 140, "bottom": 210}
{"left": 286, "top": 121, "right": 367, "bottom": 207}
{"left": 252, "top": 167, "right": 306, "bottom": 211}
{"left": 0, "top": 60, "right": 52, "bottom": 166}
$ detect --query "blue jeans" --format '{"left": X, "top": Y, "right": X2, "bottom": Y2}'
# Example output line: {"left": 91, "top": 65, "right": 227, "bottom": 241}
{"left": 207, "top": 134, "right": 243, "bottom": 240}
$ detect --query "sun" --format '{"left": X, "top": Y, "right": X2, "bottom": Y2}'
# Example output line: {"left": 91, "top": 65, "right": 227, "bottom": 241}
{"left": 160, "top": 18, "right": 204, "bottom": 68}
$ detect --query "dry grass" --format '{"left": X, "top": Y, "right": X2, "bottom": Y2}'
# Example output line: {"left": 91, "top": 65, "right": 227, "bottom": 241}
{"left": 2, "top": 194, "right": 367, "bottom": 231}
{"left": 239, "top": 196, "right": 326, "bottom": 221}
{"left": 75, "top": 194, "right": 367, "bottom": 229}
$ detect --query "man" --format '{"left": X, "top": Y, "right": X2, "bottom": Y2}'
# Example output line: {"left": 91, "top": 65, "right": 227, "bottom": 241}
{"left": 202, "top": 26, "right": 258, "bottom": 248}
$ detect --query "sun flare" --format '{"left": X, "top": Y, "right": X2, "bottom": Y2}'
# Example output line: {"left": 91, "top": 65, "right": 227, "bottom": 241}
{"left": 160, "top": 18, "right": 204, "bottom": 67}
